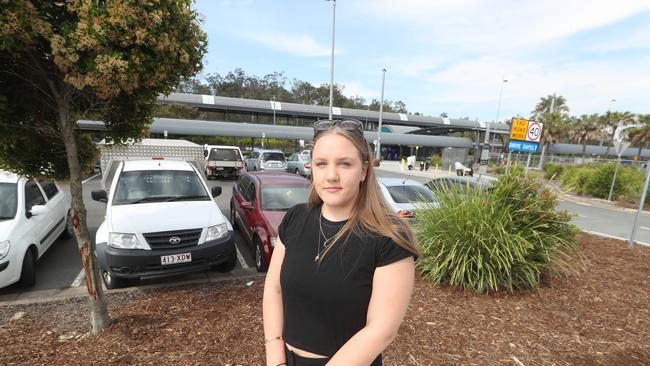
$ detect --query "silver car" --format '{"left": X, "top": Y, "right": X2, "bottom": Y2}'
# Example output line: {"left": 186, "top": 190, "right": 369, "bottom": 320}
{"left": 376, "top": 177, "right": 438, "bottom": 221}
{"left": 245, "top": 149, "right": 287, "bottom": 172}
{"left": 286, "top": 152, "right": 311, "bottom": 177}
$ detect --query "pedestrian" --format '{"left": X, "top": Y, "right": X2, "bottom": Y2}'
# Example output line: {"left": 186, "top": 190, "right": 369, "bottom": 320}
{"left": 263, "top": 118, "right": 420, "bottom": 366}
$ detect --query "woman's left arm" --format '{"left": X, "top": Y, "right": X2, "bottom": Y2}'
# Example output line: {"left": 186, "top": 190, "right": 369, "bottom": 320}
{"left": 327, "top": 256, "right": 415, "bottom": 365}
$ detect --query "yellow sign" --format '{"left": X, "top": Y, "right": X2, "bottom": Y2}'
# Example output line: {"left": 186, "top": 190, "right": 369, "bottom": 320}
{"left": 510, "top": 118, "right": 529, "bottom": 141}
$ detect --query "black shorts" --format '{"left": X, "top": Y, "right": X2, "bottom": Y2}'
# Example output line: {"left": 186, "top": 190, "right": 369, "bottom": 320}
{"left": 284, "top": 345, "right": 382, "bottom": 366}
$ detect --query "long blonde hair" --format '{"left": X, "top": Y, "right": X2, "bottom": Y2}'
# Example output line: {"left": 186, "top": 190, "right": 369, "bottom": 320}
{"left": 309, "top": 127, "right": 421, "bottom": 262}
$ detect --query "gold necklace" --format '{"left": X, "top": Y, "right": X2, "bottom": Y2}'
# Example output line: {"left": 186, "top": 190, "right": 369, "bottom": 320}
{"left": 315, "top": 209, "right": 338, "bottom": 262}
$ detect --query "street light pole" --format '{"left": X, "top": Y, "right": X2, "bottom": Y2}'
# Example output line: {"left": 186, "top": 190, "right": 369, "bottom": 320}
{"left": 327, "top": 0, "right": 336, "bottom": 120}
{"left": 376, "top": 68, "right": 386, "bottom": 162}
{"left": 272, "top": 95, "right": 276, "bottom": 125}
{"left": 479, "top": 78, "right": 507, "bottom": 175}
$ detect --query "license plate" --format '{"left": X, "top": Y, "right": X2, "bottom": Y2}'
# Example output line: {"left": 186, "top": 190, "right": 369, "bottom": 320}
{"left": 161, "top": 253, "right": 192, "bottom": 265}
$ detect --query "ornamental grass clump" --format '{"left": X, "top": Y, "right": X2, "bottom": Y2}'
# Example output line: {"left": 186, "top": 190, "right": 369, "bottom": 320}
{"left": 416, "top": 174, "right": 580, "bottom": 293}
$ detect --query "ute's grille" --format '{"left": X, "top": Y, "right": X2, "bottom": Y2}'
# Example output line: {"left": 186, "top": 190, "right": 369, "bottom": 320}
{"left": 143, "top": 228, "right": 202, "bottom": 250}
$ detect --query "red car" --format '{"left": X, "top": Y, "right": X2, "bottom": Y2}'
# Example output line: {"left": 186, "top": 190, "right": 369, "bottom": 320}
{"left": 230, "top": 172, "right": 310, "bottom": 272}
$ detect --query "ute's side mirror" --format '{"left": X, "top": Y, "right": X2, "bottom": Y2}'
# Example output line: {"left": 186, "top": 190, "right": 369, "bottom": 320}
{"left": 91, "top": 190, "right": 108, "bottom": 203}
{"left": 211, "top": 186, "right": 222, "bottom": 197}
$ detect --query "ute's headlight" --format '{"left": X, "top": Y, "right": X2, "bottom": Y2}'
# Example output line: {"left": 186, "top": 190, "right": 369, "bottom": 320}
{"left": 206, "top": 223, "right": 228, "bottom": 242}
{"left": 270, "top": 236, "right": 277, "bottom": 247}
{"left": 108, "top": 233, "right": 143, "bottom": 249}
{"left": 0, "top": 240, "right": 10, "bottom": 260}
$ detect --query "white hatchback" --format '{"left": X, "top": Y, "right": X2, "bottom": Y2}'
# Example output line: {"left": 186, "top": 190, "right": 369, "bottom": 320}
{"left": 0, "top": 171, "right": 72, "bottom": 288}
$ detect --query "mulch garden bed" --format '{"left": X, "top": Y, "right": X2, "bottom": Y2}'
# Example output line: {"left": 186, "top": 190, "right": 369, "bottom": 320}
{"left": 1, "top": 234, "right": 648, "bottom": 365}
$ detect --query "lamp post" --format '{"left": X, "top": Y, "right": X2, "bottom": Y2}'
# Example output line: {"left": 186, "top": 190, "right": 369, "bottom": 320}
{"left": 327, "top": 0, "right": 336, "bottom": 120}
{"left": 479, "top": 78, "right": 507, "bottom": 175}
{"left": 375, "top": 68, "right": 386, "bottom": 162}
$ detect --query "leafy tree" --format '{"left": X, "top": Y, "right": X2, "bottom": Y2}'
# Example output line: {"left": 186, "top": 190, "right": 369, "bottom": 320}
{"left": 0, "top": 0, "right": 207, "bottom": 334}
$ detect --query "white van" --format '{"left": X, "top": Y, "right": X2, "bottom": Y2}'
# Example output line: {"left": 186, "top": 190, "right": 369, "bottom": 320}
{"left": 92, "top": 159, "right": 236, "bottom": 289}
{"left": 203, "top": 145, "right": 244, "bottom": 180}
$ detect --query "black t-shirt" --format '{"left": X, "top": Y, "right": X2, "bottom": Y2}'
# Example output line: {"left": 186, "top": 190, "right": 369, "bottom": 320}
{"left": 278, "top": 203, "right": 417, "bottom": 359}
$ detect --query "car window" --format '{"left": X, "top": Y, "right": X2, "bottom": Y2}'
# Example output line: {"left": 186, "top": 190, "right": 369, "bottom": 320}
{"left": 25, "top": 180, "right": 46, "bottom": 213}
{"left": 288, "top": 154, "right": 296, "bottom": 161}
{"left": 209, "top": 148, "right": 242, "bottom": 161}
{"left": 38, "top": 179, "right": 59, "bottom": 200}
{"left": 0, "top": 182, "right": 18, "bottom": 220}
{"left": 261, "top": 152, "right": 285, "bottom": 162}
{"left": 236, "top": 175, "right": 249, "bottom": 195}
{"left": 244, "top": 181, "right": 257, "bottom": 203}
{"left": 261, "top": 184, "right": 310, "bottom": 211}
{"left": 112, "top": 170, "right": 210, "bottom": 205}
{"left": 386, "top": 185, "right": 436, "bottom": 203}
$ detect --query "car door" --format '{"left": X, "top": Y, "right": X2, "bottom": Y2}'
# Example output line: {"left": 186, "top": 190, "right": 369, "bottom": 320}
{"left": 241, "top": 178, "right": 259, "bottom": 243}
{"left": 37, "top": 179, "right": 66, "bottom": 252}
{"left": 286, "top": 154, "right": 296, "bottom": 172}
{"left": 232, "top": 175, "right": 248, "bottom": 229}
{"left": 24, "top": 180, "right": 50, "bottom": 257}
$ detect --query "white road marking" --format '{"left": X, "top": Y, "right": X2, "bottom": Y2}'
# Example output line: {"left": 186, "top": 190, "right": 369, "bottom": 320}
{"left": 235, "top": 245, "right": 249, "bottom": 269}
{"left": 71, "top": 270, "right": 84, "bottom": 287}
{"left": 582, "top": 230, "right": 650, "bottom": 247}
{"left": 641, "top": 227, "right": 650, "bottom": 231}
{"left": 82, "top": 173, "right": 101, "bottom": 184}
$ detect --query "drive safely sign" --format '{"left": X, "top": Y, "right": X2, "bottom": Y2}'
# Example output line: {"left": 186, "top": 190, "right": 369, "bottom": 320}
{"left": 508, "top": 118, "right": 543, "bottom": 153}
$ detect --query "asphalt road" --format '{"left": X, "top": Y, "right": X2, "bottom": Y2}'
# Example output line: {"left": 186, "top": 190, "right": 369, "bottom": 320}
{"left": 2, "top": 168, "right": 648, "bottom": 298}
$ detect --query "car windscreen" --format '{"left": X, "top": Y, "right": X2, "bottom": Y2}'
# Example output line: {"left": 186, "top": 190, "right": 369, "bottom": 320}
{"left": 209, "top": 148, "right": 242, "bottom": 161}
{"left": 261, "top": 185, "right": 310, "bottom": 211}
{"left": 0, "top": 183, "right": 18, "bottom": 220}
{"left": 261, "top": 152, "right": 285, "bottom": 162}
{"left": 386, "top": 185, "right": 436, "bottom": 203}
{"left": 113, "top": 170, "right": 210, "bottom": 205}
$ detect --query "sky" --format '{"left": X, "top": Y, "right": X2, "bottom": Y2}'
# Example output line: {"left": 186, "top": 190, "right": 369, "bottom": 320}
{"left": 194, "top": 0, "right": 650, "bottom": 122}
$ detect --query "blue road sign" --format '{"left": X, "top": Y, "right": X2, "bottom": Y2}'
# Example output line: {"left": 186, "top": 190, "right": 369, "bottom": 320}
{"left": 508, "top": 140, "right": 539, "bottom": 153}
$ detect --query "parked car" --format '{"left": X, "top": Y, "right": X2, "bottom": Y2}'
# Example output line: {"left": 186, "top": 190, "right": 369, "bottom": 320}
{"left": 92, "top": 159, "right": 236, "bottom": 289}
{"left": 425, "top": 175, "right": 496, "bottom": 193}
{"left": 203, "top": 145, "right": 244, "bottom": 180}
{"left": 376, "top": 177, "right": 437, "bottom": 222}
{"left": 230, "top": 172, "right": 310, "bottom": 272}
{"left": 244, "top": 149, "right": 287, "bottom": 172}
{"left": 0, "top": 171, "right": 72, "bottom": 289}
{"left": 286, "top": 151, "right": 311, "bottom": 177}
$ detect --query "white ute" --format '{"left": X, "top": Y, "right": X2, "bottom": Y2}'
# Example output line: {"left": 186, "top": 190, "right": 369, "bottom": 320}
{"left": 92, "top": 140, "right": 237, "bottom": 289}
{"left": 0, "top": 171, "right": 72, "bottom": 288}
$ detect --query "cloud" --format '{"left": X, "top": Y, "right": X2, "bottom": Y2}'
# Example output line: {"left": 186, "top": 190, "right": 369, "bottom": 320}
{"left": 353, "top": 0, "right": 650, "bottom": 52}
{"left": 240, "top": 32, "right": 333, "bottom": 57}
{"left": 340, "top": 81, "right": 378, "bottom": 100}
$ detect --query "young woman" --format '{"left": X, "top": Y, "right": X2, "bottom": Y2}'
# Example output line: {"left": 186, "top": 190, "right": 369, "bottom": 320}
{"left": 263, "top": 119, "right": 420, "bottom": 366}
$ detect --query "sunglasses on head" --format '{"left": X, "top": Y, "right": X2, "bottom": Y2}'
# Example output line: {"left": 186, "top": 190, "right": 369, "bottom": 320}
{"left": 313, "top": 119, "right": 364, "bottom": 135}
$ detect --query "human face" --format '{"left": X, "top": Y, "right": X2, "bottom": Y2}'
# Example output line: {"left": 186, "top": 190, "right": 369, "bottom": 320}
{"left": 312, "top": 133, "right": 367, "bottom": 216}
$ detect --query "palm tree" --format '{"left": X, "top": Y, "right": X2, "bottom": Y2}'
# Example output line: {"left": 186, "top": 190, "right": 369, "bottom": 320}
{"left": 532, "top": 94, "right": 569, "bottom": 117}
{"left": 629, "top": 114, "right": 650, "bottom": 158}
{"left": 600, "top": 111, "right": 636, "bottom": 156}
{"left": 531, "top": 94, "right": 570, "bottom": 169}
{"left": 570, "top": 114, "right": 603, "bottom": 159}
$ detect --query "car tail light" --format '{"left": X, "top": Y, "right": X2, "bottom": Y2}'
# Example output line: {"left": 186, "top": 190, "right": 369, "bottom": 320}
{"left": 304, "top": 163, "right": 311, "bottom": 169}
{"left": 398, "top": 210, "right": 416, "bottom": 219}
{"left": 152, "top": 156, "right": 164, "bottom": 160}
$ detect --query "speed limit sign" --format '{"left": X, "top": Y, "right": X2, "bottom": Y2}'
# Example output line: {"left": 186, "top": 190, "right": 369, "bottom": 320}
{"left": 526, "top": 121, "right": 543, "bottom": 142}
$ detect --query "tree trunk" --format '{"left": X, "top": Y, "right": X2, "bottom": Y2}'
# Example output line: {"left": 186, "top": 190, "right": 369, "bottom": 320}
{"left": 56, "top": 90, "right": 112, "bottom": 335}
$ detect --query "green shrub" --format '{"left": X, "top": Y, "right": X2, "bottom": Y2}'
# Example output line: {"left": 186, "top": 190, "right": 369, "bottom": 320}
{"left": 416, "top": 174, "right": 580, "bottom": 293}
{"left": 543, "top": 163, "right": 564, "bottom": 180}
{"left": 430, "top": 155, "right": 442, "bottom": 167}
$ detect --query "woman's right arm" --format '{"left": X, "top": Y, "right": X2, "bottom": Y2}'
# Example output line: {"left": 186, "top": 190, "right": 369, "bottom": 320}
{"left": 263, "top": 239, "right": 287, "bottom": 366}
